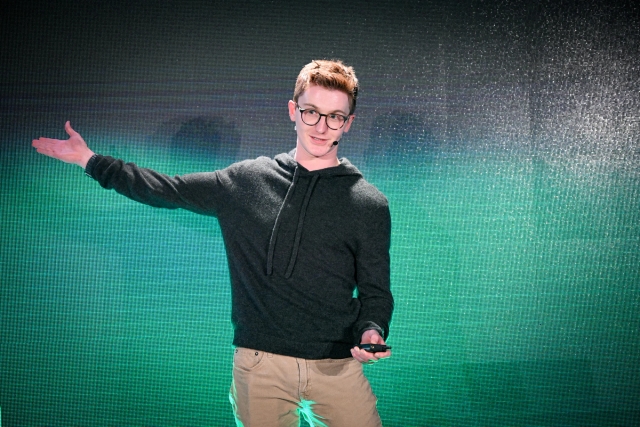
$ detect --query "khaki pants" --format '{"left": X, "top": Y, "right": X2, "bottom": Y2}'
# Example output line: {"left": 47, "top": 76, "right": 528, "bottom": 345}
{"left": 230, "top": 347, "right": 382, "bottom": 427}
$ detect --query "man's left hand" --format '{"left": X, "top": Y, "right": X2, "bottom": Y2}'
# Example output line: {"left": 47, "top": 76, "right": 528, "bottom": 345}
{"left": 351, "top": 329, "right": 391, "bottom": 364}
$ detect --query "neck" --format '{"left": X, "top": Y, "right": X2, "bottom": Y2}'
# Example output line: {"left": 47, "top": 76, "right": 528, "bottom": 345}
{"left": 294, "top": 145, "right": 340, "bottom": 171}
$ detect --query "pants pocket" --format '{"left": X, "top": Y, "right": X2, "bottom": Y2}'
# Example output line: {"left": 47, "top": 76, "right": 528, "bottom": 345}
{"left": 233, "top": 347, "right": 267, "bottom": 372}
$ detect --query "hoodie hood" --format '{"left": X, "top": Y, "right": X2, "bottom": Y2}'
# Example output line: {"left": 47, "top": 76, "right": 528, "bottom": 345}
{"left": 266, "top": 150, "right": 363, "bottom": 278}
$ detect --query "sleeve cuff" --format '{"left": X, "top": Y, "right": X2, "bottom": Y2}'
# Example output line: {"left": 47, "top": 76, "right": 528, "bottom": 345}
{"left": 354, "top": 321, "right": 385, "bottom": 344}
{"left": 84, "top": 154, "right": 99, "bottom": 178}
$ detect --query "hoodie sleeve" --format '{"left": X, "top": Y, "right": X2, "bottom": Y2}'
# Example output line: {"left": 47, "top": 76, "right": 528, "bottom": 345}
{"left": 87, "top": 155, "right": 230, "bottom": 217}
{"left": 353, "top": 199, "right": 394, "bottom": 342}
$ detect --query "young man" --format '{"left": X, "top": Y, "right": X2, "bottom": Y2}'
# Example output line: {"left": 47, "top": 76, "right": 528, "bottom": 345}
{"left": 33, "top": 59, "right": 393, "bottom": 427}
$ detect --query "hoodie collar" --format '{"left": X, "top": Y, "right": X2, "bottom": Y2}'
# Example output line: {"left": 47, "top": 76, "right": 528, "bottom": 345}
{"left": 274, "top": 150, "right": 363, "bottom": 178}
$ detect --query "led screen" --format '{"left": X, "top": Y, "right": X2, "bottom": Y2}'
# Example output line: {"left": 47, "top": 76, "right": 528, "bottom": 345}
{"left": 1, "top": 1, "right": 639, "bottom": 426}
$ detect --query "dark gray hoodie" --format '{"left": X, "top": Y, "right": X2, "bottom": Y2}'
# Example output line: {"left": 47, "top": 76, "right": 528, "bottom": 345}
{"left": 87, "top": 150, "right": 393, "bottom": 359}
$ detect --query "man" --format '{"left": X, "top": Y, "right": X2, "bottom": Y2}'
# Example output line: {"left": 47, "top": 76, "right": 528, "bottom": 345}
{"left": 33, "top": 59, "right": 393, "bottom": 427}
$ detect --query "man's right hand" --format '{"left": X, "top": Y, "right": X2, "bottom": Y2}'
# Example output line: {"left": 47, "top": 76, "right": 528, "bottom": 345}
{"left": 32, "top": 121, "right": 95, "bottom": 168}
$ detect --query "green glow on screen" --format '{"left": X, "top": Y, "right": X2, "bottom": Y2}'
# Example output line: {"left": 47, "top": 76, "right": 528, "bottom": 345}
{"left": 2, "top": 138, "right": 639, "bottom": 426}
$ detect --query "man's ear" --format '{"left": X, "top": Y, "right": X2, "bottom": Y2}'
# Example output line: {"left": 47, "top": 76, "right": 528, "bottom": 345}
{"left": 288, "top": 100, "right": 297, "bottom": 122}
{"left": 343, "top": 114, "right": 355, "bottom": 133}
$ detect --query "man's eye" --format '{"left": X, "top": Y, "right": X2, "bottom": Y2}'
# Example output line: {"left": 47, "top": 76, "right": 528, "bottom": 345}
{"left": 306, "top": 110, "right": 319, "bottom": 116}
{"left": 328, "top": 114, "right": 340, "bottom": 120}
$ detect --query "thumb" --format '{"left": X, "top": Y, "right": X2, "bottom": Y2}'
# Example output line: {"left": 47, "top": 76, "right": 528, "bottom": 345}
{"left": 366, "top": 330, "right": 383, "bottom": 344}
{"left": 65, "top": 121, "right": 77, "bottom": 137}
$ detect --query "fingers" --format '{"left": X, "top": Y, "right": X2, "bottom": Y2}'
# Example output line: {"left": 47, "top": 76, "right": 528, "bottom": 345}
{"left": 32, "top": 120, "right": 73, "bottom": 152}
{"left": 32, "top": 136, "right": 63, "bottom": 148}
{"left": 32, "top": 137, "right": 59, "bottom": 146}
{"left": 350, "top": 347, "right": 372, "bottom": 363}
{"left": 31, "top": 136, "right": 70, "bottom": 160}
{"left": 350, "top": 345, "right": 391, "bottom": 364}
{"left": 32, "top": 137, "right": 58, "bottom": 155}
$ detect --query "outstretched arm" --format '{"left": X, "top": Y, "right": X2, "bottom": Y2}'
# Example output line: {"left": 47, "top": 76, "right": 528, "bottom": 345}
{"left": 32, "top": 121, "right": 95, "bottom": 168}
{"left": 33, "top": 121, "right": 227, "bottom": 216}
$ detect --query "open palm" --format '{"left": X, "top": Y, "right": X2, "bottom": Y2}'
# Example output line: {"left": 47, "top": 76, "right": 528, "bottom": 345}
{"left": 32, "top": 121, "right": 94, "bottom": 167}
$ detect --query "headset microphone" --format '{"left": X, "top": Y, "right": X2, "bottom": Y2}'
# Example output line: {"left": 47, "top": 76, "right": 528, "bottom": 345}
{"left": 332, "top": 140, "right": 340, "bottom": 146}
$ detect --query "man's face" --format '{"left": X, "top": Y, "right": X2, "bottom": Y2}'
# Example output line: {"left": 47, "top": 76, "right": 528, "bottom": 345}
{"left": 288, "top": 84, "right": 354, "bottom": 163}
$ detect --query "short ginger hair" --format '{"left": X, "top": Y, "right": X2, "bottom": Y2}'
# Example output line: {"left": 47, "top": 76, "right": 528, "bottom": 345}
{"left": 293, "top": 59, "right": 359, "bottom": 114}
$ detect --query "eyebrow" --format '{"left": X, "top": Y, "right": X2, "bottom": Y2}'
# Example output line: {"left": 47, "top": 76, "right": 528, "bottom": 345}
{"left": 301, "top": 103, "right": 349, "bottom": 116}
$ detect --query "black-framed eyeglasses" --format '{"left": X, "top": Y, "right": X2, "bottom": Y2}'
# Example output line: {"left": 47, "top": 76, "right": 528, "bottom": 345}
{"left": 296, "top": 104, "right": 350, "bottom": 130}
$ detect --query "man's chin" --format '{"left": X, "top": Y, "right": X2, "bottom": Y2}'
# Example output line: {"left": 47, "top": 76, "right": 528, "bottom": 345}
{"left": 305, "top": 144, "right": 331, "bottom": 156}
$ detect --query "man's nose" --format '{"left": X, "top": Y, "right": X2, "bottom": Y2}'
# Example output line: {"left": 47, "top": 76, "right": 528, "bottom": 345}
{"left": 315, "top": 116, "right": 329, "bottom": 132}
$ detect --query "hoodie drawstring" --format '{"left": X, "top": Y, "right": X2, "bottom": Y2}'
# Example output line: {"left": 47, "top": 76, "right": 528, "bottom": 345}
{"left": 284, "top": 174, "right": 319, "bottom": 278}
{"left": 266, "top": 167, "right": 320, "bottom": 278}
{"left": 266, "top": 167, "right": 300, "bottom": 275}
